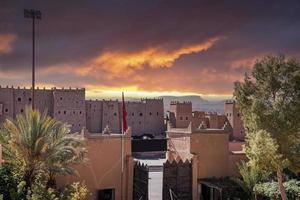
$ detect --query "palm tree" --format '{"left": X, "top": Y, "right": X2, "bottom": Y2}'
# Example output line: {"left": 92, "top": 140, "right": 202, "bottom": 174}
{"left": 0, "top": 107, "right": 86, "bottom": 188}
{"left": 234, "top": 161, "right": 268, "bottom": 200}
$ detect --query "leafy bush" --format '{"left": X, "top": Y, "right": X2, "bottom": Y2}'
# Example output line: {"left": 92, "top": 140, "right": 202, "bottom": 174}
{"left": 0, "top": 164, "right": 25, "bottom": 200}
{"left": 254, "top": 179, "right": 300, "bottom": 199}
{"left": 60, "top": 182, "right": 89, "bottom": 200}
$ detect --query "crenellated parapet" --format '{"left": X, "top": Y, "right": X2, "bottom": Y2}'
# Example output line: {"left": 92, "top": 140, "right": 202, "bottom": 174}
{"left": 170, "top": 100, "right": 192, "bottom": 105}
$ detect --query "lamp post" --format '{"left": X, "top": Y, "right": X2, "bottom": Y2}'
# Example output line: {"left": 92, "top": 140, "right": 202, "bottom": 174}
{"left": 24, "top": 9, "right": 41, "bottom": 110}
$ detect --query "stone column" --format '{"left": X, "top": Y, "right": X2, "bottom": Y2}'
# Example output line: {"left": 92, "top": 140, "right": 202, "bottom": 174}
{"left": 126, "top": 155, "right": 134, "bottom": 200}
{"left": 192, "top": 154, "right": 199, "bottom": 200}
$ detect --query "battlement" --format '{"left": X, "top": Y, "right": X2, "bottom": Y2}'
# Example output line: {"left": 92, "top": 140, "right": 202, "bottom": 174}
{"left": 170, "top": 101, "right": 192, "bottom": 105}
{"left": 52, "top": 87, "right": 85, "bottom": 91}
{"left": 225, "top": 99, "right": 235, "bottom": 104}
{"left": 141, "top": 97, "right": 163, "bottom": 102}
{"left": 0, "top": 85, "right": 85, "bottom": 91}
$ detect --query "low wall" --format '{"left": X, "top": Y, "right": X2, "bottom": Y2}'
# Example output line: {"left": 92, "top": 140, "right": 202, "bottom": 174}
{"left": 228, "top": 151, "right": 247, "bottom": 177}
{"left": 56, "top": 134, "right": 133, "bottom": 200}
{"left": 229, "top": 141, "right": 245, "bottom": 151}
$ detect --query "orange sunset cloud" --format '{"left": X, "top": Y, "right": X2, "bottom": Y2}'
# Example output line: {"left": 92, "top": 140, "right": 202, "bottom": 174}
{"left": 78, "top": 37, "right": 221, "bottom": 77}
{"left": 0, "top": 34, "right": 16, "bottom": 54}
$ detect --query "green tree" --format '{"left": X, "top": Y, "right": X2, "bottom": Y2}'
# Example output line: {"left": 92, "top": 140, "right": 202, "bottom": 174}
{"left": 234, "top": 55, "right": 300, "bottom": 200}
{"left": 234, "top": 161, "right": 268, "bottom": 200}
{"left": 0, "top": 108, "right": 86, "bottom": 188}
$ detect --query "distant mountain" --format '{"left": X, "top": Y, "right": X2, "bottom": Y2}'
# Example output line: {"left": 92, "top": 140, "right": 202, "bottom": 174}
{"left": 100, "top": 95, "right": 226, "bottom": 114}
{"left": 160, "top": 95, "right": 225, "bottom": 114}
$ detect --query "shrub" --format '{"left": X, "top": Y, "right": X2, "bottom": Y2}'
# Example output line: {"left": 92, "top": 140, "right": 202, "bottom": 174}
{"left": 254, "top": 179, "right": 300, "bottom": 199}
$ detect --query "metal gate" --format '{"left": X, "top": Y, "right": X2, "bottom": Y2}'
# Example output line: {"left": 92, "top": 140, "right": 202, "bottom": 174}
{"left": 133, "top": 162, "right": 149, "bottom": 200}
{"left": 162, "top": 159, "right": 192, "bottom": 200}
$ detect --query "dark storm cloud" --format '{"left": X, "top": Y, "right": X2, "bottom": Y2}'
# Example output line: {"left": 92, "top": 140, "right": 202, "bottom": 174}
{"left": 0, "top": 0, "right": 300, "bottom": 95}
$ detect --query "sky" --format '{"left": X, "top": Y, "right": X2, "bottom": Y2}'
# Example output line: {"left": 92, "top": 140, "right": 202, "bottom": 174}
{"left": 0, "top": 0, "right": 300, "bottom": 100}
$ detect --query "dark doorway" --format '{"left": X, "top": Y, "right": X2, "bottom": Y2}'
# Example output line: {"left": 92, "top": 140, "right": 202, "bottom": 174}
{"left": 97, "top": 189, "right": 115, "bottom": 200}
{"left": 132, "top": 138, "right": 167, "bottom": 152}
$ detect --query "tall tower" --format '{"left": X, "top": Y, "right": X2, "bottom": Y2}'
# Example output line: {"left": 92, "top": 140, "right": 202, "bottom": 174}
{"left": 169, "top": 101, "right": 192, "bottom": 128}
{"left": 224, "top": 100, "right": 245, "bottom": 140}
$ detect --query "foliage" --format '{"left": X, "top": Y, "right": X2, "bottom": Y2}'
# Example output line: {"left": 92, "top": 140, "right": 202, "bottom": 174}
{"left": 234, "top": 161, "right": 268, "bottom": 199}
{"left": 0, "top": 164, "right": 89, "bottom": 200}
{"left": 25, "top": 175, "right": 58, "bottom": 200}
{"left": 245, "top": 130, "right": 288, "bottom": 173}
{"left": 234, "top": 55, "right": 300, "bottom": 173}
{"left": 254, "top": 180, "right": 300, "bottom": 199}
{"left": 60, "top": 182, "right": 89, "bottom": 200}
{"left": 0, "top": 107, "right": 86, "bottom": 188}
{"left": 0, "top": 164, "right": 24, "bottom": 200}
{"left": 234, "top": 55, "right": 300, "bottom": 199}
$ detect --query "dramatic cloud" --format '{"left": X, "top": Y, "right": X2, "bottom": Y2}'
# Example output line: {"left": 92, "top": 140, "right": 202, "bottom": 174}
{"left": 0, "top": 34, "right": 16, "bottom": 54}
{"left": 0, "top": 1, "right": 300, "bottom": 99}
{"left": 81, "top": 37, "right": 220, "bottom": 76}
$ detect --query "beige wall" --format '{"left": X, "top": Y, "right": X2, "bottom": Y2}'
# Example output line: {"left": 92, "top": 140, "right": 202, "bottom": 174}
{"left": 224, "top": 100, "right": 245, "bottom": 140}
{"left": 229, "top": 141, "right": 245, "bottom": 151}
{"left": 53, "top": 88, "right": 86, "bottom": 132}
{"left": 191, "top": 131, "right": 229, "bottom": 178}
{"left": 0, "top": 86, "right": 166, "bottom": 136}
{"left": 102, "top": 100, "right": 121, "bottom": 133}
{"left": 86, "top": 100, "right": 103, "bottom": 133}
{"left": 228, "top": 152, "right": 247, "bottom": 177}
{"left": 0, "top": 87, "right": 14, "bottom": 124}
{"left": 144, "top": 99, "right": 165, "bottom": 136}
{"left": 167, "top": 132, "right": 191, "bottom": 160}
{"left": 56, "top": 133, "right": 133, "bottom": 200}
{"left": 126, "top": 101, "right": 145, "bottom": 134}
{"left": 0, "top": 86, "right": 86, "bottom": 133}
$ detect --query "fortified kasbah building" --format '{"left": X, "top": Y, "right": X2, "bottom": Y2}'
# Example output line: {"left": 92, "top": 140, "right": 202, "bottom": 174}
{"left": 167, "top": 100, "right": 245, "bottom": 141}
{"left": 166, "top": 122, "right": 246, "bottom": 199}
{"left": 0, "top": 86, "right": 166, "bottom": 137}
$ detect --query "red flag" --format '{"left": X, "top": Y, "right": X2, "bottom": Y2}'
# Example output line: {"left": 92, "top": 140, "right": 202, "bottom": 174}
{"left": 122, "top": 92, "right": 128, "bottom": 133}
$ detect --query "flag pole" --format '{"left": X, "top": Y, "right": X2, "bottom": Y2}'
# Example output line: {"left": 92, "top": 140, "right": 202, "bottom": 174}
{"left": 121, "top": 91, "right": 126, "bottom": 200}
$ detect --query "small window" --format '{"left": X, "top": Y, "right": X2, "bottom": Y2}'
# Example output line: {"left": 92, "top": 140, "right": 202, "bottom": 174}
{"left": 139, "top": 121, "right": 141, "bottom": 125}
{"left": 58, "top": 111, "right": 61, "bottom": 114}
{"left": 114, "top": 113, "right": 117, "bottom": 116}
{"left": 20, "top": 109, "right": 24, "bottom": 113}
{"left": 79, "top": 124, "right": 81, "bottom": 127}
{"left": 73, "top": 111, "right": 76, "bottom": 114}
{"left": 149, "top": 112, "right": 152, "bottom": 116}
{"left": 17, "top": 97, "right": 21, "bottom": 102}
{"left": 98, "top": 189, "right": 115, "bottom": 200}
{"left": 237, "top": 113, "right": 240, "bottom": 117}
{"left": 132, "top": 113, "right": 134, "bottom": 116}
{"left": 80, "top": 111, "right": 82, "bottom": 114}
{"left": 186, "top": 117, "right": 188, "bottom": 120}
{"left": 28, "top": 98, "right": 32, "bottom": 102}
{"left": 157, "top": 112, "right": 159, "bottom": 116}
{"left": 63, "top": 111, "right": 66, "bottom": 114}
{"left": 5, "top": 108, "right": 8, "bottom": 113}
{"left": 180, "top": 117, "right": 183, "bottom": 120}
{"left": 140, "top": 113, "right": 143, "bottom": 116}
{"left": 60, "top": 97, "right": 63, "bottom": 100}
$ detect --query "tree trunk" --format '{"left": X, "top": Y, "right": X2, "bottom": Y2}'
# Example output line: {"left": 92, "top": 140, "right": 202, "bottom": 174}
{"left": 277, "top": 169, "right": 287, "bottom": 200}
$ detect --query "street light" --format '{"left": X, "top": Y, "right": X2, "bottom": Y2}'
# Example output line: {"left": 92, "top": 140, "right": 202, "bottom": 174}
{"left": 24, "top": 9, "right": 42, "bottom": 110}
